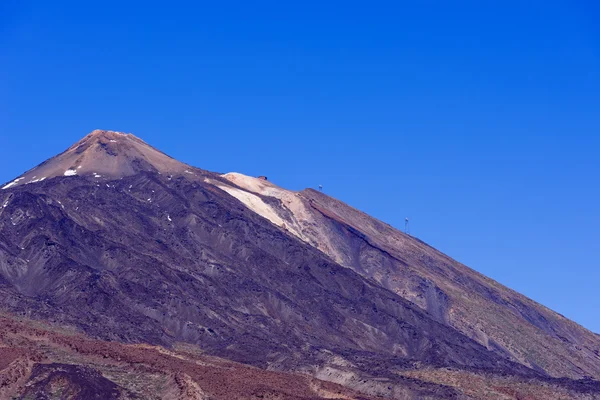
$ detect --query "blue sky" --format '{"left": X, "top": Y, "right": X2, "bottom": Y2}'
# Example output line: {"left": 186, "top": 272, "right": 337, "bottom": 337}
{"left": 1, "top": 1, "right": 599, "bottom": 332}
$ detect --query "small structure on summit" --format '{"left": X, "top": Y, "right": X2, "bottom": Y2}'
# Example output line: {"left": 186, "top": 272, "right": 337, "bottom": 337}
{"left": 257, "top": 176, "right": 268, "bottom": 181}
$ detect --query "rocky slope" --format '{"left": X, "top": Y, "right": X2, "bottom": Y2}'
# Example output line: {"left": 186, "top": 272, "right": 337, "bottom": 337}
{"left": 211, "top": 172, "right": 600, "bottom": 381}
{"left": 1, "top": 130, "right": 599, "bottom": 399}
{"left": 0, "top": 314, "right": 376, "bottom": 400}
{"left": 3, "top": 314, "right": 600, "bottom": 400}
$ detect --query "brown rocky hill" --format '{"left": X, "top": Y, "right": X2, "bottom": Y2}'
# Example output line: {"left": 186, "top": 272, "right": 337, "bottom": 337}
{"left": 0, "top": 130, "right": 599, "bottom": 399}
{"left": 3, "top": 314, "right": 600, "bottom": 400}
{"left": 0, "top": 314, "right": 378, "bottom": 400}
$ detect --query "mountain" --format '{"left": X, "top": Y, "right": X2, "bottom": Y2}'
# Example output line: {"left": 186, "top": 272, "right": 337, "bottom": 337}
{"left": 1, "top": 130, "right": 599, "bottom": 399}
{"left": 212, "top": 173, "right": 600, "bottom": 380}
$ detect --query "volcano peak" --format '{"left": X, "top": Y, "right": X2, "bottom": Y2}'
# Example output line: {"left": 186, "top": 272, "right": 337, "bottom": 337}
{"left": 2, "top": 129, "right": 193, "bottom": 189}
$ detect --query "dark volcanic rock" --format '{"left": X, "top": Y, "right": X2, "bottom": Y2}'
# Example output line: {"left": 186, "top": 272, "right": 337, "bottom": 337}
{"left": 18, "top": 363, "right": 122, "bottom": 400}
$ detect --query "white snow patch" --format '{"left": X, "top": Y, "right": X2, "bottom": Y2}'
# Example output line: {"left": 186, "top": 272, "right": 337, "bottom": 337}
{"left": 64, "top": 169, "right": 77, "bottom": 176}
{"left": 2, "top": 177, "right": 24, "bottom": 189}
{"left": 93, "top": 173, "right": 102, "bottom": 178}
{"left": 167, "top": 214, "right": 172, "bottom": 222}
{"left": 26, "top": 176, "right": 46, "bottom": 185}
{"left": 184, "top": 170, "right": 194, "bottom": 175}
{"left": 109, "top": 140, "right": 117, "bottom": 143}
{"left": 77, "top": 166, "right": 82, "bottom": 169}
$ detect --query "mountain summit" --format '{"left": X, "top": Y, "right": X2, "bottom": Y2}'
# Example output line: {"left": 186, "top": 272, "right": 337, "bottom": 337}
{"left": 2, "top": 130, "right": 193, "bottom": 189}
{"left": 1, "top": 130, "right": 599, "bottom": 399}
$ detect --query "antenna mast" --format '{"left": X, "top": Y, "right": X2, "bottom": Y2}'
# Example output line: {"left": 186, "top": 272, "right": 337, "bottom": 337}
{"left": 405, "top": 217, "right": 410, "bottom": 235}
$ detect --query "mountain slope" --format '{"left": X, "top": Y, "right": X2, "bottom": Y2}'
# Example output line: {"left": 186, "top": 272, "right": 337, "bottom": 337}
{"left": 5, "top": 314, "right": 600, "bottom": 400}
{"left": 1, "top": 130, "right": 599, "bottom": 398}
{"left": 207, "top": 171, "right": 600, "bottom": 381}
{"left": 0, "top": 168, "right": 534, "bottom": 398}
{"left": 0, "top": 314, "right": 378, "bottom": 400}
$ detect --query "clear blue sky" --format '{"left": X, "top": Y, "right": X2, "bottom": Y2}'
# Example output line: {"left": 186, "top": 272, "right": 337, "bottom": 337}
{"left": 1, "top": 1, "right": 599, "bottom": 332}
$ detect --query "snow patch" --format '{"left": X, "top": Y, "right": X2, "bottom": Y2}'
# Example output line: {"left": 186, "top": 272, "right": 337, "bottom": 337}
{"left": 109, "top": 140, "right": 117, "bottom": 143}
{"left": 184, "top": 170, "right": 194, "bottom": 175}
{"left": 167, "top": 214, "right": 172, "bottom": 222}
{"left": 26, "top": 177, "right": 46, "bottom": 185}
{"left": 64, "top": 169, "right": 77, "bottom": 176}
{"left": 2, "top": 177, "right": 24, "bottom": 189}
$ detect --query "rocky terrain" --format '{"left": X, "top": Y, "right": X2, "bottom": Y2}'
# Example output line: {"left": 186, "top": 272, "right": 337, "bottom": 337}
{"left": 0, "top": 313, "right": 377, "bottom": 399}
{"left": 212, "top": 170, "right": 600, "bottom": 380}
{"left": 0, "top": 130, "right": 599, "bottom": 399}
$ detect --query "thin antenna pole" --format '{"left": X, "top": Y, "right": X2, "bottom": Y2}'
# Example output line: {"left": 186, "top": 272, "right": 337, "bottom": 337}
{"left": 318, "top": 184, "right": 323, "bottom": 192}
{"left": 405, "top": 217, "right": 410, "bottom": 235}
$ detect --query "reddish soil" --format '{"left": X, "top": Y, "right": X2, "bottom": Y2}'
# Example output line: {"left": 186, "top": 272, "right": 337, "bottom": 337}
{"left": 0, "top": 314, "right": 373, "bottom": 400}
